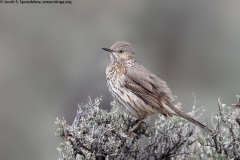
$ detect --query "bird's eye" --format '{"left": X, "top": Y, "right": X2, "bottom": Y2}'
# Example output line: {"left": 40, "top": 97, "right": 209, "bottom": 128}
{"left": 119, "top": 50, "right": 124, "bottom": 53}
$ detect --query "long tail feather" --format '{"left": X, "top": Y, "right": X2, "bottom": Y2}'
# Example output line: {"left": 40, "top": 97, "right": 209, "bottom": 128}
{"left": 167, "top": 103, "right": 214, "bottom": 135}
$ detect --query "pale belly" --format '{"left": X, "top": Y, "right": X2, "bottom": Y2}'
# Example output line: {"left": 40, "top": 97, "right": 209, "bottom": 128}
{"left": 107, "top": 78, "right": 158, "bottom": 119}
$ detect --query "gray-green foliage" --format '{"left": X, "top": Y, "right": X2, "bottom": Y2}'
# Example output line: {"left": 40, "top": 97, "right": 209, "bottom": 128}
{"left": 55, "top": 96, "right": 240, "bottom": 160}
{"left": 196, "top": 97, "right": 240, "bottom": 160}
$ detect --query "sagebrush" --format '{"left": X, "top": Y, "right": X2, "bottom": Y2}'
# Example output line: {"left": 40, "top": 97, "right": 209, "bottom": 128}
{"left": 55, "top": 95, "right": 240, "bottom": 160}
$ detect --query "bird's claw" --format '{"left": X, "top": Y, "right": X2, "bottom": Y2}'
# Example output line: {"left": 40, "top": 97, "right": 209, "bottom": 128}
{"left": 127, "top": 131, "right": 137, "bottom": 137}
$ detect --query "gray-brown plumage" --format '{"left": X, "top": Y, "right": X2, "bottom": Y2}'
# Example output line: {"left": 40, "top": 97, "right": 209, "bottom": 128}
{"left": 102, "top": 41, "right": 213, "bottom": 135}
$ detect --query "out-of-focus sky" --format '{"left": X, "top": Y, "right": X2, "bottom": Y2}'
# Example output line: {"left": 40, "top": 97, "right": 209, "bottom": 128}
{"left": 0, "top": 1, "right": 239, "bottom": 159}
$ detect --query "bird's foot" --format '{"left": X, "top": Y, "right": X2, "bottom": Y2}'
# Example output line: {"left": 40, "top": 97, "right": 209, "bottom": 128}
{"left": 127, "top": 131, "right": 137, "bottom": 137}
{"left": 127, "top": 119, "right": 146, "bottom": 137}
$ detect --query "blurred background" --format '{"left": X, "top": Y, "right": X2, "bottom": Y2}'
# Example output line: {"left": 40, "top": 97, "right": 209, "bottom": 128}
{"left": 0, "top": 0, "right": 239, "bottom": 159}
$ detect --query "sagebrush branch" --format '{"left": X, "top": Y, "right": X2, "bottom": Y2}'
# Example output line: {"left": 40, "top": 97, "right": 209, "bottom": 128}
{"left": 55, "top": 95, "right": 240, "bottom": 160}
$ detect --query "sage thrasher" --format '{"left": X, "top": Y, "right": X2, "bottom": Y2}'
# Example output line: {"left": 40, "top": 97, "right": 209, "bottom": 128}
{"left": 102, "top": 41, "right": 213, "bottom": 135}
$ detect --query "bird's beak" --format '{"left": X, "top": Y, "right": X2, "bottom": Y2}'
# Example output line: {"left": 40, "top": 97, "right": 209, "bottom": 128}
{"left": 102, "top": 48, "right": 113, "bottom": 53}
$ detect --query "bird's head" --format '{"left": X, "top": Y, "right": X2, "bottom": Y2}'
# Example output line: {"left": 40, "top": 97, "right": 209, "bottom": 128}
{"left": 102, "top": 41, "right": 136, "bottom": 64}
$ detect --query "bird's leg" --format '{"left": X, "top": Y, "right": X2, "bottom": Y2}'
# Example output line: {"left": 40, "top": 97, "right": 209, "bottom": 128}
{"left": 127, "top": 118, "right": 145, "bottom": 137}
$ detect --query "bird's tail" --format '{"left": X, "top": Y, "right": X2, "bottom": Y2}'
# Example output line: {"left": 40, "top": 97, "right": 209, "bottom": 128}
{"left": 167, "top": 103, "right": 214, "bottom": 135}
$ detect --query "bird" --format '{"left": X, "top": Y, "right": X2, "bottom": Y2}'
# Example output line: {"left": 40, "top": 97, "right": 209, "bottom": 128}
{"left": 102, "top": 41, "right": 214, "bottom": 135}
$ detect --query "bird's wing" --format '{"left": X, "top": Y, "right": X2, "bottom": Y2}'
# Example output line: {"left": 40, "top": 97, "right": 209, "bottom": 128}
{"left": 125, "top": 63, "right": 214, "bottom": 134}
{"left": 124, "top": 63, "right": 174, "bottom": 116}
